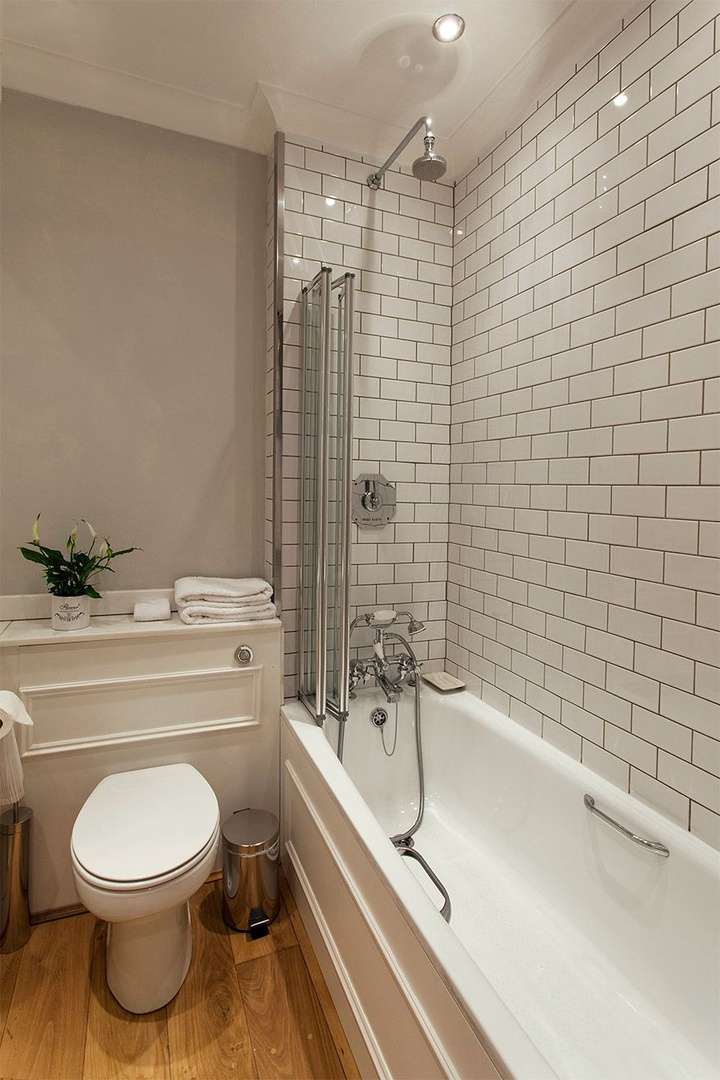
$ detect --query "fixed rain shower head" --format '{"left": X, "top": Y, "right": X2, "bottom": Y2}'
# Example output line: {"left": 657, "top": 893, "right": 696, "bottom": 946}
{"left": 412, "top": 132, "right": 447, "bottom": 182}
{"left": 367, "top": 117, "right": 447, "bottom": 189}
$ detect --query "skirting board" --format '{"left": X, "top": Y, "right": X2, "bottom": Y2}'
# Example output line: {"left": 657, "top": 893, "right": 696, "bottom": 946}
{"left": 31, "top": 870, "right": 224, "bottom": 925}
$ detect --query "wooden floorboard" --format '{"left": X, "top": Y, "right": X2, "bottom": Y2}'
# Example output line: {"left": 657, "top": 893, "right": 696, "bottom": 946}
{"left": 83, "top": 921, "right": 171, "bottom": 1080}
{"left": 0, "top": 878, "right": 359, "bottom": 1080}
{"left": 236, "top": 947, "right": 345, "bottom": 1080}
{"left": 228, "top": 893, "right": 298, "bottom": 967}
{"left": 0, "top": 912, "right": 94, "bottom": 1080}
{"left": 0, "top": 951, "right": 23, "bottom": 1045}
{"left": 167, "top": 883, "right": 256, "bottom": 1080}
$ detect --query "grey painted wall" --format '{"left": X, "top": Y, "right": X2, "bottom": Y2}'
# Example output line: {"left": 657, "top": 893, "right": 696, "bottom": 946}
{"left": 1, "top": 91, "right": 266, "bottom": 595}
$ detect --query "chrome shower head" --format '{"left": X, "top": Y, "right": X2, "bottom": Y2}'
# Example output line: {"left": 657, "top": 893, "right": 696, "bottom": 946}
{"left": 367, "top": 117, "right": 448, "bottom": 189}
{"left": 408, "top": 618, "right": 426, "bottom": 635}
{"left": 412, "top": 133, "right": 447, "bottom": 182}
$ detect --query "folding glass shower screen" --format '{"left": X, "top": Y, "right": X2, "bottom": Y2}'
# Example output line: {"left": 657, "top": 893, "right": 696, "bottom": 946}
{"left": 298, "top": 268, "right": 355, "bottom": 741}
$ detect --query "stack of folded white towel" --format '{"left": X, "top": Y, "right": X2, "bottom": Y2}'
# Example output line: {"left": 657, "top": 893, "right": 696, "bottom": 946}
{"left": 174, "top": 577, "right": 276, "bottom": 625}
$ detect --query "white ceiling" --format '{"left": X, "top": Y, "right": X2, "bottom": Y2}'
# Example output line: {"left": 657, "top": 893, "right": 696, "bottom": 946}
{"left": 1, "top": 0, "right": 643, "bottom": 179}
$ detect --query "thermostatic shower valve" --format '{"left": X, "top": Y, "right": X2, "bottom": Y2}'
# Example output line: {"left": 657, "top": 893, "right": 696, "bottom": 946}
{"left": 352, "top": 473, "right": 396, "bottom": 528}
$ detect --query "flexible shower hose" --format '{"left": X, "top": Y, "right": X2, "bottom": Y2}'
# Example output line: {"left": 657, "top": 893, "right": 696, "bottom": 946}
{"left": 390, "top": 679, "right": 425, "bottom": 845}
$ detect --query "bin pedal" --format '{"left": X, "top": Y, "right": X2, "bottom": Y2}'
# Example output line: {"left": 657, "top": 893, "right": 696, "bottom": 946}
{"left": 248, "top": 907, "right": 270, "bottom": 939}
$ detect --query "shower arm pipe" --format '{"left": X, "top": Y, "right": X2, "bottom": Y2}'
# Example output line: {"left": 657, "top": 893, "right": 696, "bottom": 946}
{"left": 315, "top": 267, "right": 333, "bottom": 726}
{"left": 336, "top": 273, "right": 355, "bottom": 760}
{"left": 367, "top": 116, "right": 432, "bottom": 190}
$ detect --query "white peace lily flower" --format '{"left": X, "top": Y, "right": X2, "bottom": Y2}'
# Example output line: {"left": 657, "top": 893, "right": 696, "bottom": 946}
{"left": 20, "top": 516, "right": 138, "bottom": 600}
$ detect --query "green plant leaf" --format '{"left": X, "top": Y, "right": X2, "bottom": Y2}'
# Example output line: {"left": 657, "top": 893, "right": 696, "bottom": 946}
{"left": 19, "top": 546, "right": 49, "bottom": 565}
{"left": 20, "top": 520, "right": 138, "bottom": 596}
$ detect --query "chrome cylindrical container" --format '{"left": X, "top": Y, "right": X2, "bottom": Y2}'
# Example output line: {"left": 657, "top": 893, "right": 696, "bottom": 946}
{"left": 0, "top": 805, "right": 32, "bottom": 953}
{"left": 222, "top": 809, "right": 279, "bottom": 937}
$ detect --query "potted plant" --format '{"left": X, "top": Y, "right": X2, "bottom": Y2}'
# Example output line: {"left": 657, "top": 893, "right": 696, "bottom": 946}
{"left": 19, "top": 515, "right": 139, "bottom": 631}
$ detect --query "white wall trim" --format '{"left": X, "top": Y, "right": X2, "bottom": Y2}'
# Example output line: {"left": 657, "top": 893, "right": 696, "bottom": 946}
{"left": 19, "top": 664, "right": 261, "bottom": 758}
{"left": 1, "top": 39, "right": 275, "bottom": 153}
{"left": 21, "top": 713, "right": 260, "bottom": 759}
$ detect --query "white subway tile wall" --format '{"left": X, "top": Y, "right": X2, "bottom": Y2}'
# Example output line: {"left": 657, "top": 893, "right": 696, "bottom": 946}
{"left": 280, "top": 138, "right": 454, "bottom": 698}
{"left": 271, "top": 0, "right": 719, "bottom": 847}
{"left": 449, "top": 0, "right": 720, "bottom": 846}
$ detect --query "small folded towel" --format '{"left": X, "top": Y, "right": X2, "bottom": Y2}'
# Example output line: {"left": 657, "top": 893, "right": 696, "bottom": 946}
{"left": 177, "top": 600, "right": 276, "bottom": 625}
{"left": 175, "top": 577, "right": 273, "bottom": 604}
{"left": 134, "top": 599, "right": 172, "bottom": 622}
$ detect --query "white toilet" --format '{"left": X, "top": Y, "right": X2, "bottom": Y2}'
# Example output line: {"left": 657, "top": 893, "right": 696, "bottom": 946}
{"left": 71, "top": 763, "right": 220, "bottom": 1014}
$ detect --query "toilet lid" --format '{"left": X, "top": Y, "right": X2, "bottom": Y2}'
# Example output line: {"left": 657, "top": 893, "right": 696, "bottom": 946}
{"left": 72, "top": 763, "right": 219, "bottom": 884}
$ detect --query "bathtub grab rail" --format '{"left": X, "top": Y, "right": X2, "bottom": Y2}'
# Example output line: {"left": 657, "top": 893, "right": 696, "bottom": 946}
{"left": 398, "top": 846, "right": 452, "bottom": 921}
{"left": 584, "top": 794, "right": 670, "bottom": 857}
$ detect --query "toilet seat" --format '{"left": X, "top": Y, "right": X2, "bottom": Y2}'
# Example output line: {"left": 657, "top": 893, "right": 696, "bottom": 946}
{"left": 71, "top": 763, "right": 219, "bottom": 890}
{"left": 72, "top": 822, "right": 220, "bottom": 892}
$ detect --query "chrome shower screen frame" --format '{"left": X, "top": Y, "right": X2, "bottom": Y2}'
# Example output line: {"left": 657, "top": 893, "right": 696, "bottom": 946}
{"left": 298, "top": 267, "right": 354, "bottom": 736}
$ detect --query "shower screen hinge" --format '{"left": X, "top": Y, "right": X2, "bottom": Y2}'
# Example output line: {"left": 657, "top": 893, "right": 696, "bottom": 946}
{"left": 352, "top": 474, "right": 396, "bottom": 528}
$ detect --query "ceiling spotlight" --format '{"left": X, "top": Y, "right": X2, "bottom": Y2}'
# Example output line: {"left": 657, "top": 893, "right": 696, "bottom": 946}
{"left": 432, "top": 13, "right": 465, "bottom": 42}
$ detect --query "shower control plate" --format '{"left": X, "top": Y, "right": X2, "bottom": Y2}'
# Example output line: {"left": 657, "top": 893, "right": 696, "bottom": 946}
{"left": 352, "top": 473, "right": 396, "bottom": 528}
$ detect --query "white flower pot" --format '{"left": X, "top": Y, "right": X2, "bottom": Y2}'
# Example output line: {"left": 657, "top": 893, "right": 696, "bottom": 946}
{"left": 51, "top": 595, "right": 90, "bottom": 631}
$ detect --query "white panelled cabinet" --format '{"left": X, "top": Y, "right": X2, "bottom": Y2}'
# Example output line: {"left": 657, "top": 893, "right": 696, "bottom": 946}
{"left": 0, "top": 615, "right": 283, "bottom": 915}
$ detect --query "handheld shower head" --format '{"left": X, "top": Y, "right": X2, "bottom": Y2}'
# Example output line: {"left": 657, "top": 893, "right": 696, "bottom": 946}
{"left": 412, "top": 133, "right": 447, "bottom": 182}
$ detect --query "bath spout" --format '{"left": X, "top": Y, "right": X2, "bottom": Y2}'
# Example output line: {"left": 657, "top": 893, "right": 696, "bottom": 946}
{"left": 373, "top": 657, "right": 402, "bottom": 703}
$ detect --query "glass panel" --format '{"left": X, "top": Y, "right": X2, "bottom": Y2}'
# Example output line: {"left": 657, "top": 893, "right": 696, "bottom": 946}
{"left": 299, "top": 280, "right": 322, "bottom": 705}
{"left": 326, "top": 286, "right": 348, "bottom": 708}
{"left": 298, "top": 269, "right": 353, "bottom": 741}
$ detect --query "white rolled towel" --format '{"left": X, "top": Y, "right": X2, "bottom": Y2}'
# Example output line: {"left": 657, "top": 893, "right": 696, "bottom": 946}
{"left": 0, "top": 691, "right": 33, "bottom": 806}
{"left": 0, "top": 691, "right": 33, "bottom": 733}
{"left": 175, "top": 577, "right": 273, "bottom": 604}
{"left": 177, "top": 600, "right": 276, "bottom": 625}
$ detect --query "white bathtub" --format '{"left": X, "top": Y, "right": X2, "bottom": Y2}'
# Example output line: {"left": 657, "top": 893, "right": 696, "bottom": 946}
{"left": 280, "top": 689, "right": 720, "bottom": 1080}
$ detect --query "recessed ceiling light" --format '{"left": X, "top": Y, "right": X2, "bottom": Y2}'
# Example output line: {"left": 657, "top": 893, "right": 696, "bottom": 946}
{"left": 432, "top": 13, "right": 465, "bottom": 42}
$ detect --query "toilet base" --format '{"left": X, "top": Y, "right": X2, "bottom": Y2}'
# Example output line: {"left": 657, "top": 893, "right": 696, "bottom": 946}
{"left": 106, "top": 900, "right": 192, "bottom": 1013}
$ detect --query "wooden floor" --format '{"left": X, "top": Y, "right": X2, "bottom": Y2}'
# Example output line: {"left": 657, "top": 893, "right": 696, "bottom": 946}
{"left": 0, "top": 876, "right": 359, "bottom": 1080}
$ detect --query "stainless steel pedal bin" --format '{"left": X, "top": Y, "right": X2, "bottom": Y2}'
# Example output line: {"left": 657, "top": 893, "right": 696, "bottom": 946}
{"left": 221, "top": 808, "right": 280, "bottom": 939}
